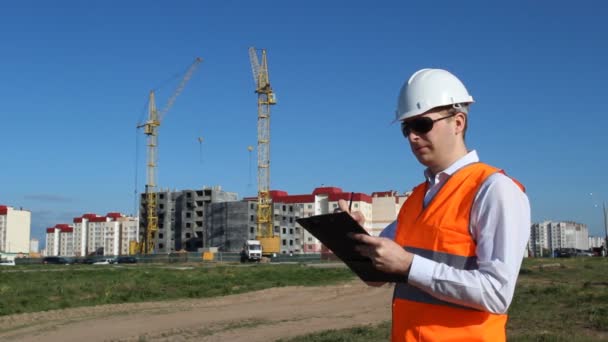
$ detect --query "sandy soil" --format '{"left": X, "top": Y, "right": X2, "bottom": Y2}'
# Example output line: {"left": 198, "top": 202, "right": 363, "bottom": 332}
{"left": 0, "top": 280, "right": 393, "bottom": 342}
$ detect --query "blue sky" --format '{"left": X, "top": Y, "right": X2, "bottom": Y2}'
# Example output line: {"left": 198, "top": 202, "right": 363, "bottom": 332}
{"left": 2, "top": 0, "right": 607, "bottom": 244}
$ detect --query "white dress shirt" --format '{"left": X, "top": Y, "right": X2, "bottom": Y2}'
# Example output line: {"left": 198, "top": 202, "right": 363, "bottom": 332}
{"left": 381, "top": 150, "right": 531, "bottom": 314}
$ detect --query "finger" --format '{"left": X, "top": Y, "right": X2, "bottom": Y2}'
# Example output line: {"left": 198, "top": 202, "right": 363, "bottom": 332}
{"left": 338, "top": 199, "right": 350, "bottom": 213}
{"left": 354, "top": 244, "right": 368, "bottom": 255}
{"left": 351, "top": 211, "right": 366, "bottom": 225}
{"left": 352, "top": 234, "right": 384, "bottom": 247}
{"left": 350, "top": 233, "right": 371, "bottom": 243}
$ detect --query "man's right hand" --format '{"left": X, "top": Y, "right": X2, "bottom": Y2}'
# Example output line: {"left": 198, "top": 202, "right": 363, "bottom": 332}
{"left": 338, "top": 199, "right": 386, "bottom": 287}
{"left": 337, "top": 199, "right": 366, "bottom": 226}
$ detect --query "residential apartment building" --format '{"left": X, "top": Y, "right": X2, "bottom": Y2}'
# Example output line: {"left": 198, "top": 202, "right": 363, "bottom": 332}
{"left": 30, "top": 238, "right": 39, "bottom": 254}
{"left": 589, "top": 236, "right": 605, "bottom": 248}
{"left": 140, "top": 186, "right": 238, "bottom": 253}
{"left": 0, "top": 205, "right": 31, "bottom": 253}
{"left": 265, "top": 187, "right": 373, "bottom": 254}
{"left": 45, "top": 224, "right": 73, "bottom": 256}
{"left": 530, "top": 221, "right": 589, "bottom": 256}
{"left": 370, "top": 191, "right": 410, "bottom": 236}
{"left": 73, "top": 213, "right": 99, "bottom": 256}
{"left": 45, "top": 213, "right": 139, "bottom": 257}
{"left": 59, "top": 225, "right": 74, "bottom": 256}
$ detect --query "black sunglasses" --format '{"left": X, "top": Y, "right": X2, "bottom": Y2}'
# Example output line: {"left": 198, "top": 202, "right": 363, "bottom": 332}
{"left": 401, "top": 113, "right": 456, "bottom": 137}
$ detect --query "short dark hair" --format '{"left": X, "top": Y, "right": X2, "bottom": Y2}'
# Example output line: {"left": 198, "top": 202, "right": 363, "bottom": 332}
{"left": 435, "top": 105, "right": 468, "bottom": 140}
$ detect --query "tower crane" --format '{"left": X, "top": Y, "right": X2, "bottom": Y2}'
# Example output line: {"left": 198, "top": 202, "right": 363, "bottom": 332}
{"left": 138, "top": 57, "right": 202, "bottom": 254}
{"left": 249, "top": 47, "right": 279, "bottom": 255}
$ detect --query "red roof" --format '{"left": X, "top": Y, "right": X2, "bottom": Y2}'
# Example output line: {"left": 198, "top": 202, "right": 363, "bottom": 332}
{"left": 89, "top": 216, "right": 108, "bottom": 223}
{"left": 46, "top": 227, "right": 56, "bottom": 233}
{"left": 60, "top": 227, "right": 73, "bottom": 233}
{"left": 106, "top": 212, "right": 122, "bottom": 220}
{"left": 312, "top": 187, "right": 343, "bottom": 195}
{"left": 269, "top": 190, "right": 289, "bottom": 198}
{"left": 83, "top": 213, "right": 98, "bottom": 219}
{"left": 371, "top": 191, "right": 398, "bottom": 197}
{"left": 0, "top": 205, "right": 7, "bottom": 215}
{"left": 246, "top": 187, "right": 373, "bottom": 204}
{"left": 328, "top": 193, "right": 372, "bottom": 203}
{"left": 73, "top": 217, "right": 83, "bottom": 223}
{"left": 273, "top": 194, "right": 315, "bottom": 204}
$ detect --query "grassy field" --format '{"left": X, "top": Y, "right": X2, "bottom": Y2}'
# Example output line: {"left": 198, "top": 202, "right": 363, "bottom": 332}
{"left": 280, "top": 257, "right": 608, "bottom": 342}
{"left": 0, "top": 263, "right": 354, "bottom": 316}
{"left": 2, "top": 258, "right": 607, "bottom": 341}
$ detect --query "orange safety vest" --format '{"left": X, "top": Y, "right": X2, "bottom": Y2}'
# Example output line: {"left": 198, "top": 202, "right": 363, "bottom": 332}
{"left": 392, "top": 162, "right": 523, "bottom": 342}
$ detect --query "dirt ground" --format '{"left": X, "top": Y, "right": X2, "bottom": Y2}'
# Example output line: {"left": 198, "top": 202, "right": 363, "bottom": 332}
{"left": 0, "top": 280, "right": 393, "bottom": 342}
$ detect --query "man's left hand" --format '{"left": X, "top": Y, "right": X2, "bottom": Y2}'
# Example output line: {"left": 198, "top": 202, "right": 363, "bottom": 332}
{"left": 352, "top": 234, "right": 414, "bottom": 275}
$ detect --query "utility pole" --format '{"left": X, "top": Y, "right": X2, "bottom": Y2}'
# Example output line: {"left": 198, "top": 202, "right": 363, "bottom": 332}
{"left": 603, "top": 202, "right": 607, "bottom": 257}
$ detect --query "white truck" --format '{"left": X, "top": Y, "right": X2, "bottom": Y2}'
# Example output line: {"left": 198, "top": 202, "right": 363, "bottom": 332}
{"left": 240, "top": 240, "right": 263, "bottom": 262}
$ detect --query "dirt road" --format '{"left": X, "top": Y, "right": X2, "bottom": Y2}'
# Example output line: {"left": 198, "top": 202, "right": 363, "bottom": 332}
{"left": 0, "top": 280, "right": 393, "bottom": 342}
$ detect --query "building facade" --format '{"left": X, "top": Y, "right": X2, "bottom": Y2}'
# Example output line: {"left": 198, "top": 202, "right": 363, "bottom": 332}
{"left": 0, "top": 205, "right": 31, "bottom": 254}
{"left": 589, "top": 236, "right": 605, "bottom": 248}
{"left": 530, "top": 221, "right": 589, "bottom": 256}
{"left": 370, "top": 190, "right": 410, "bottom": 237}
{"left": 30, "top": 238, "right": 39, "bottom": 254}
{"left": 140, "top": 186, "right": 238, "bottom": 253}
{"left": 44, "top": 213, "right": 140, "bottom": 257}
{"left": 45, "top": 224, "right": 72, "bottom": 257}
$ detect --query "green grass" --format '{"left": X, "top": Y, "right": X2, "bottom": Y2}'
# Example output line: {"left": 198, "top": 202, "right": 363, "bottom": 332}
{"left": 0, "top": 263, "right": 354, "bottom": 316}
{"left": 276, "top": 321, "right": 391, "bottom": 342}
{"left": 280, "top": 258, "right": 608, "bottom": 342}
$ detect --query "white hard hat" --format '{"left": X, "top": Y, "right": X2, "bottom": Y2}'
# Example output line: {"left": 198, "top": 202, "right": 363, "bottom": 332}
{"left": 395, "top": 68, "right": 474, "bottom": 122}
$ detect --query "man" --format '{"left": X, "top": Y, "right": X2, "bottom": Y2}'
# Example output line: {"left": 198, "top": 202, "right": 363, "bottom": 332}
{"left": 340, "top": 68, "right": 530, "bottom": 341}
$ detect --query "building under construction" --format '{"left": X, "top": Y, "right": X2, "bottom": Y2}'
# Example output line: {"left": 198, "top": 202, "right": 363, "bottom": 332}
{"left": 139, "top": 186, "right": 237, "bottom": 253}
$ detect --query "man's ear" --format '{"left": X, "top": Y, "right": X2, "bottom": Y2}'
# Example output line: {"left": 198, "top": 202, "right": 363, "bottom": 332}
{"left": 454, "top": 112, "right": 467, "bottom": 135}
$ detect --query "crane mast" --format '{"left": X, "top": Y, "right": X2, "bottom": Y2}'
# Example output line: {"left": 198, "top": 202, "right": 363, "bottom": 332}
{"left": 139, "top": 57, "right": 202, "bottom": 254}
{"left": 141, "top": 91, "right": 160, "bottom": 254}
{"left": 249, "top": 47, "right": 279, "bottom": 255}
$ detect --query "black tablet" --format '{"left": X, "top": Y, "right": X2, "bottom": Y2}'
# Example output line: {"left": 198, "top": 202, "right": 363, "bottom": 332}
{"left": 296, "top": 212, "right": 403, "bottom": 282}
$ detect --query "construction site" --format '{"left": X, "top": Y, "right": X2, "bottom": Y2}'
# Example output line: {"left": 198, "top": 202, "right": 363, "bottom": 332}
{"left": 34, "top": 48, "right": 411, "bottom": 261}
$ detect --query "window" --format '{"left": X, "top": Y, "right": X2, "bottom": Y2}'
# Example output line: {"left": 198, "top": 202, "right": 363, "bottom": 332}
{"left": 295, "top": 227, "right": 300, "bottom": 234}
{"left": 159, "top": 194, "right": 164, "bottom": 200}
{"left": 186, "top": 212, "right": 191, "bottom": 218}
{"left": 307, "top": 204, "right": 312, "bottom": 209}
{"left": 250, "top": 227, "right": 254, "bottom": 234}
{"left": 354, "top": 203, "right": 359, "bottom": 208}
{"left": 333, "top": 203, "right": 337, "bottom": 208}
{"left": 289, "top": 229, "right": 293, "bottom": 234}
{"left": 282, "top": 205, "right": 286, "bottom": 211}
{"left": 308, "top": 237, "right": 312, "bottom": 242}
{"left": 158, "top": 243, "right": 164, "bottom": 249}
{"left": 250, "top": 215, "right": 255, "bottom": 222}
{"left": 282, "top": 228, "right": 286, "bottom": 234}
{"left": 159, "top": 223, "right": 164, "bottom": 228}
{"left": 289, "top": 205, "right": 293, "bottom": 212}
{"left": 289, "top": 217, "right": 293, "bottom": 223}
{"left": 274, "top": 226, "right": 280, "bottom": 233}
{"left": 186, "top": 233, "right": 191, "bottom": 238}
{"left": 289, "top": 240, "right": 293, "bottom": 246}
{"left": 159, "top": 204, "right": 164, "bottom": 210}
{"left": 282, "top": 239, "right": 286, "bottom": 246}
{"left": 186, "top": 223, "right": 191, "bottom": 228}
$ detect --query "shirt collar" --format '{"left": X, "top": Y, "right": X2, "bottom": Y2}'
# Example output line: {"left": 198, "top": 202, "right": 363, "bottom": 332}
{"left": 424, "top": 150, "right": 480, "bottom": 184}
